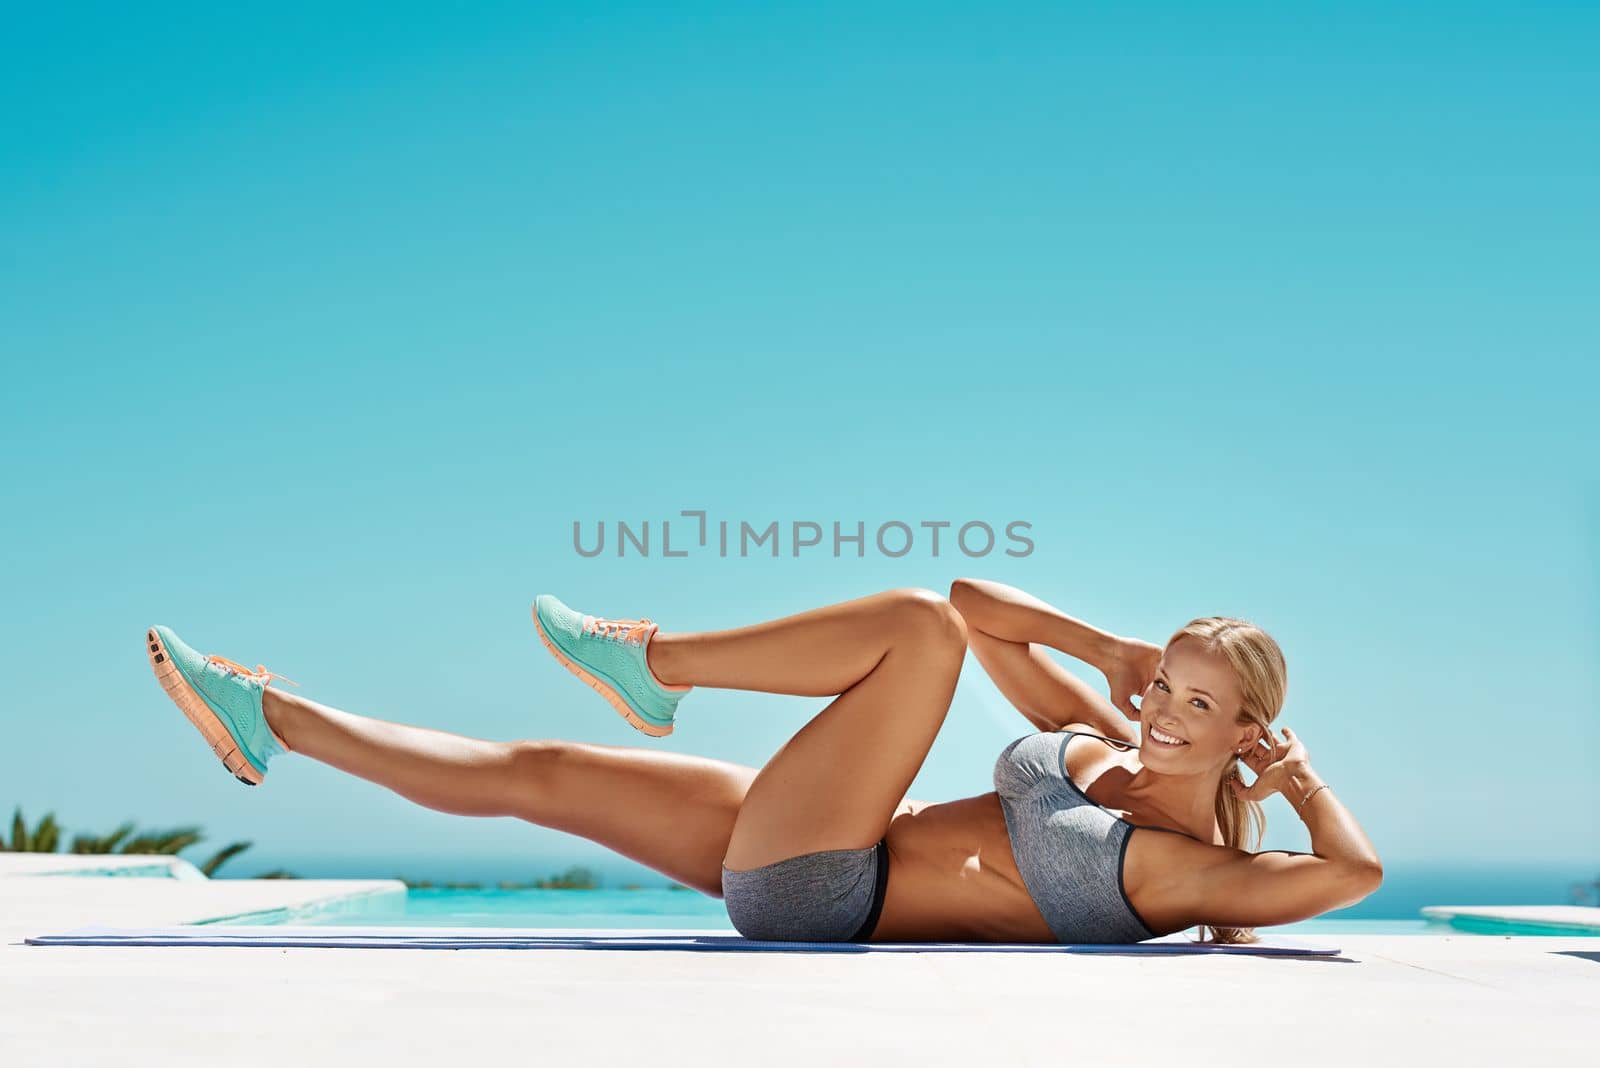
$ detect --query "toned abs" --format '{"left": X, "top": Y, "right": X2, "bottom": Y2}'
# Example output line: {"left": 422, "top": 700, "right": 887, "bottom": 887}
{"left": 873, "top": 793, "right": 1056, "bottom": 942}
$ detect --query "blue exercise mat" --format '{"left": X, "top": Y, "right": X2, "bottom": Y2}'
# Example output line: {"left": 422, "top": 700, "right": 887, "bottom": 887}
{"left": 26, "top": 924, "right": 1340, "bottom": 955}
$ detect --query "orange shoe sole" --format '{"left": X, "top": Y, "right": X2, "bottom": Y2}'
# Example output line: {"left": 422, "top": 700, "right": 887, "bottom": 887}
{"left": 531, "top": 609, "right": 674, "bottom": 738}
{"left": 146, "top": 629, "right": 265, "bottom": 785}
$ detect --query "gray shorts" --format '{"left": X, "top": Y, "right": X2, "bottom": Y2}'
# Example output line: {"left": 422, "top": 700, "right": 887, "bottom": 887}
{"left": 721, "top": 839, "right": 890, "bottom": 942}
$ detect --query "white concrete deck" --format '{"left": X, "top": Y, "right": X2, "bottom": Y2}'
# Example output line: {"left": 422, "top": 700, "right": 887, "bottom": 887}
{"left": 2, "top": 859, "right": 1595, "bottom": 1067}
{"left": 0, "top": 852, "right": 208, "bottom": 879}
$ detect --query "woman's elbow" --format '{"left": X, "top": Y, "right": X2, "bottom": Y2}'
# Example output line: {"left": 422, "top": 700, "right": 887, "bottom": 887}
{"left": 1358, "top": 857, "right": 1385, "bottom": 894}
{"left": 948, "top": 578, "right": 985, "bottom": 620}
{"left": 1337, "top": 858, "right": 1385, "bottom": 906}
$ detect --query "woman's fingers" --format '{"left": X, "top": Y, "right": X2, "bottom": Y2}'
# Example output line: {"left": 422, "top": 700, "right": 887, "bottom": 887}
{"left": 1234, "top": 729, "right": 1292, "bottom": 801}
{"left": 1229, "top": 768, "right": 1266, "bottom": 802}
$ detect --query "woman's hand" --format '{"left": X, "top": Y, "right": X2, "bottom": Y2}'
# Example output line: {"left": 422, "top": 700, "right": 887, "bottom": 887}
{"left": 1103, "top": 638, "right": 1162, "bottom": 721}
{"left": 1230, "top": 726, "right": 1314, "bottom": 802}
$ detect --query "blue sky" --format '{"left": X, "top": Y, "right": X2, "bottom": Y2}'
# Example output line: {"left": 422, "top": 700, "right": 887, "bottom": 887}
{"left": 2, "top": 2, "right": 1595, "bottom": 889}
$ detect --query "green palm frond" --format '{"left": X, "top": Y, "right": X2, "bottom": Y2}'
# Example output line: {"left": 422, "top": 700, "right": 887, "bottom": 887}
{"left": 5, "top": 808, "right": 63, "bottom": 852}
{"left": 120, "top": 827, "right": 204, "bottom": 855}
{"left": 6, "top": 811, "right": 273, "bottom": 877}
{"left": 71, "top": 821, "right": 138, "bottom": 854}
{"left": 33, "top": 813, "right": 60, "bottom": 854}
{"left": 199, "top": 841, "right": 252, "bottom": 878}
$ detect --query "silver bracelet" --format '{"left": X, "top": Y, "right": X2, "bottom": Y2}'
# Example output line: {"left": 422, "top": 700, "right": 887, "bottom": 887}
{"left": 1296, "top": 783, "right": 1331, "bottom": 813}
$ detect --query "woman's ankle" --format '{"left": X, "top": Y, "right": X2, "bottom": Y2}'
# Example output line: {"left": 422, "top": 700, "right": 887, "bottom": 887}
{"left": 645, "top": 632, "right": 690, "bottom": 689}
{"left": 261, "top": 688, "right": 298, "bottom": 752}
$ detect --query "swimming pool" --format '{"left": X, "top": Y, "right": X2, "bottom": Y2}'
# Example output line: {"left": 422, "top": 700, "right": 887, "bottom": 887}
{"left": 230, "top": 887, "right": 1598, "bottom": 937}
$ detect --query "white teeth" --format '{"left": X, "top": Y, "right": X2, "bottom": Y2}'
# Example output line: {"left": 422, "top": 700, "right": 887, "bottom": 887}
{"left": 1150, "top": 726, "right": 1188, "bottom": 745}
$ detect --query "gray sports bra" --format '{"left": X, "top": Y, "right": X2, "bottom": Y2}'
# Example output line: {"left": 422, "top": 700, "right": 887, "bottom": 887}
{"left": 993, "top": 729, "right": 1182, "bottom": 943}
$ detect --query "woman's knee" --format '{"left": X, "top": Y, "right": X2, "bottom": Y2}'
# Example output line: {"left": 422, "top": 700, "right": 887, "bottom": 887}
{"left": 884, "top": 587, "right": 968, "bottom": 651}
{"left": 501, "top": 738, "right": 577, "bottom": 819}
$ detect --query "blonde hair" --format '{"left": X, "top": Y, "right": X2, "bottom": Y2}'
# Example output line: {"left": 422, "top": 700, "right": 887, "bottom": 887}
{"left": 1165, "top": 617, "right": 1287, "bottom": 944}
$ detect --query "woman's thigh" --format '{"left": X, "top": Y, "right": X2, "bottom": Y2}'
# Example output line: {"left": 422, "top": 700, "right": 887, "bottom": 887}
{"left": 722, "top": 591, "right": 967, "bottom": 871}
{"left": 509, "top": 740, "right": 759, "bottom": 897}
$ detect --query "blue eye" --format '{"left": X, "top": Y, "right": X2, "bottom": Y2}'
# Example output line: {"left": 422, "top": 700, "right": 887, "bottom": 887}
{"left": 1158, "top": 676, "right": 1208, "bottom": 710}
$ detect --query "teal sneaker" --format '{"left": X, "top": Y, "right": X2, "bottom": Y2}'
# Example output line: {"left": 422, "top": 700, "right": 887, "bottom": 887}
{"left": 146, "top": 625, "right": 293, "bottom": 785}
{"left": 532, "top": 594, "right": 691, "bottom": 737}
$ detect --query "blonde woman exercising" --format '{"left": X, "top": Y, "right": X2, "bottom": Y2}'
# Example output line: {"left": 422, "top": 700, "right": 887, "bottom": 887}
{"left": 145, "top": 580, "right": 1382, "bottom": 943}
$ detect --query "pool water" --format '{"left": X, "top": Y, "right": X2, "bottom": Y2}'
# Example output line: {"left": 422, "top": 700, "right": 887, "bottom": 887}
{"left": 317, "top": 887, "right": 733, "bottom": 929}
{"left": 251, "top": 888, "right": 1596, "bottom": 937}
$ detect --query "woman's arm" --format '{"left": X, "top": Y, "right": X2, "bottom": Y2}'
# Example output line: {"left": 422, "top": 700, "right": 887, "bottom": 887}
{"left": 948, "top": 578, "right": 1154, "bottom": 741}
{"left": 1181, "top": 729, "right": 1384, "bottom": 927}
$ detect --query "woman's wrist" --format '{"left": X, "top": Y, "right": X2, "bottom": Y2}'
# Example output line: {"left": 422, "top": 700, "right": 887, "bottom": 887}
{"left": 1280, "top": 764, "right": 1331, "bottom": 812}
{"left": 1279, "top": 762, "right": 1324, "bottom": 806}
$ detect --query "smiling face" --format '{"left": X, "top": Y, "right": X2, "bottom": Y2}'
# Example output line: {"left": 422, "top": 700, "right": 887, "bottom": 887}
{"left": 1138, "top": 635, "right": 1262, "bottom": 771}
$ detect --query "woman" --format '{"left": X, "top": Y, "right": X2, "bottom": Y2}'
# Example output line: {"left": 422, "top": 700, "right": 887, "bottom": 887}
{"left": 144, "top": 579, "right": 1382, "bottom": 944}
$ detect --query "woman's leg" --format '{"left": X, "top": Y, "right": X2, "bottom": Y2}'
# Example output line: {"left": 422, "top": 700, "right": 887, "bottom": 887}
{"left": 263, "top": 690, "right": 755, "bottom": 896}
{"left": 256, "top": 585, "right": 963, "bottom": 893}
{"left": 645, "top": 587, "right": 967, "bottom": 870}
